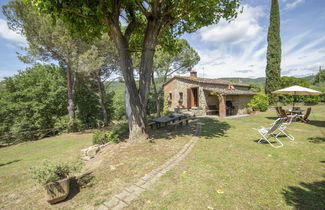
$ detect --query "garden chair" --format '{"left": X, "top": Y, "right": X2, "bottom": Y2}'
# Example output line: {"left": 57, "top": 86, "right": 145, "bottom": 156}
{"left": 253, "top": 118, "right": 286, "bottom": 148}
{"left": 275, "top": 107, "right": 282, "bottom": 117}
{"left": 274, "top": 114, "right": 297, "bottom": 141}
{"left": 297, "top": 107, "right": 311, "bottom": 123}
{"left": 279, "top": 108, "right": 295, "bottom": 121}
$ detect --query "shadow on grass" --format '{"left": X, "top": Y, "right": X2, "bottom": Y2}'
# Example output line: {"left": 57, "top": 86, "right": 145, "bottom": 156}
{"left": 253, "top": 139, "right": 277, "bottom": 144}
{"left": 59, "top": 172, "right": 95, "bottom": 203}
{"left": 149, "top": 118, "right": 231, "bottom": 140}
{"left": 282, "top": 179, "right": 325, "bottom": 209}
{"left": 149, "top": 120, "right": 198, "bottom": 140}
{"left": 0, "top": 159, "right": 21, "bottom": 167}
{"left": 308, "top": 120, "right": 325, "bottom": 128}
{"left": 266, "top": 117, "right": 279, "bottom": 121}
{"left": 308, "top": 137, "right": 325, "bottom": 144}
{"left": 199, "top": 118, "right": 231, "bottom": 139}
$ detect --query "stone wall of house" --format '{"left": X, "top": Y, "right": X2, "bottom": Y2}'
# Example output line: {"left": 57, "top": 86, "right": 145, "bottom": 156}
{"left": 237, "top": 95, "right": 252, "bottom": 115}
{"left": 164, "top": 78, "right": 253, "bottom": 115}
{"left": 163, "top": 79, "right": 177, "bottom": 110}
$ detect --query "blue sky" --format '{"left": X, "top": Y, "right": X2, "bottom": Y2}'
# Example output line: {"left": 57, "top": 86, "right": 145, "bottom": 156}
{"left": 0, "top": 0, "right": 325, "bottom": 80}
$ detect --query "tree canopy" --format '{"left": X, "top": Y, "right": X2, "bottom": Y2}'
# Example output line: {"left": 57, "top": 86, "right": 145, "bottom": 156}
{"left": 0, "top": 65, "right": 67, "bottom": 141}
{"left": 25, "top": 0, "right": 241, "bottom": 140}
{"left": 265, "top": 0, "right": 282, "bottom": 104}
{"left": 314, "top": 69, "right": 325, "bottom": 84}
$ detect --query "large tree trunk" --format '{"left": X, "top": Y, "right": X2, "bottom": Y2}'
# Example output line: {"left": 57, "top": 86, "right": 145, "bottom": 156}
{"left": 107, "top": 15, "right": 161, "bottom": 140}
{"left": 96, "top": 71, "right": 109, "bottom": 127}
{"left": 66, "top": 66, "right": 75, "bottom": 122}
{"left": 151, "top": 72, "right": 163, "bottom": 117}
{"left": 108, "top": 27, "right": 148, "bottom": 140}
{"left": 156, "top": 91, "right": 163, "bottom": 117}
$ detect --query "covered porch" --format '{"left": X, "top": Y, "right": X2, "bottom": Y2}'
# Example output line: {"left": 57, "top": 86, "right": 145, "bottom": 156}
{"left": 202, "top": 87, "right": 254, "bottom": 117}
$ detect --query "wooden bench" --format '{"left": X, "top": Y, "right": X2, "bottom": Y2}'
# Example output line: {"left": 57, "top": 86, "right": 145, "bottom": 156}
{"left": 206, "top": 105, "right": 218, "bottom": 115}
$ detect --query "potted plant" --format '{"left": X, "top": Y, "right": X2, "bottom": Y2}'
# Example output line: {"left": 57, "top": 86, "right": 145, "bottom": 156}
{"left": 29, "top": 160, "right": 81, "bottom": 204}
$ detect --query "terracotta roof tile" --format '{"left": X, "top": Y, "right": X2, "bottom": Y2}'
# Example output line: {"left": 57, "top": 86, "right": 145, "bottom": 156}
{"left": 174, "top": 76, "right": 251, "bottom": 87}
{"left": 163, "top": 76, "right": 256, "bottom": 96}
{"left": 203, "top": 87, "right": 256, "bottom": 95}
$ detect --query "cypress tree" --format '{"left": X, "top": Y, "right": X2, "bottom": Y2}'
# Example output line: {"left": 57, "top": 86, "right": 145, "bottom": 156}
{"left": 265, "top": 0, "right": 282, "bottom": 104}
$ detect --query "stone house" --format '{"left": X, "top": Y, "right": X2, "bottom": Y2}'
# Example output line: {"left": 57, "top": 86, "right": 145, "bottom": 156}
{"left": 163, "top": 70, "right": 256, "bottom": 117}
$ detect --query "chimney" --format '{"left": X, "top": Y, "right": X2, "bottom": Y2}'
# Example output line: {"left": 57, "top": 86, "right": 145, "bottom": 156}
{"left": 190, "top": 70, "right": 197, "bottom": 78}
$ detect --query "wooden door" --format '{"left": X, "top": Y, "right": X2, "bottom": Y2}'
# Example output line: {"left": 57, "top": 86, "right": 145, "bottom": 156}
{"left": 187, "top": 88, "right": 192, "bottom": 108}
{"left": 192, "top": 88, "right": 198, "bottom": 107}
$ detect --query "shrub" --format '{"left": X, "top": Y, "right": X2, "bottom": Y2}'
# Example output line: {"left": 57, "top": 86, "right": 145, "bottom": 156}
{"left": 248, "top": 93, "right": 269, "bottom": 112}
{"left": 304, "top": 96, "right": 320, "bottom": 104}
{"left": 29, "top": 160, "right": 82, "bottom": 186}
{"left": 92, "top": 123, "right": 128, "bottom": 145}
{"left": 163, "top": 95, "right": 170, "bottom": 116}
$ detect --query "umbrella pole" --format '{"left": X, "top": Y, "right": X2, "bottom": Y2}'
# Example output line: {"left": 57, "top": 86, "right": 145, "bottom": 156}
{"left": 292, "top": 91, "right": 296, "bottom": 110}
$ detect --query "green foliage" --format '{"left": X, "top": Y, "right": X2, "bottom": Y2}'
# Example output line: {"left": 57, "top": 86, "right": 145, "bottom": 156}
{"left": 0, "top": 65, "right": 67, "bottom": 142}
{"left": 314, "top": 69, "right": 325, "bottom": 84}
{"left": 75, "top": 75, "right": 101, "bottom": 128}
{"left": 25, "top": 0, "right": 240, "bottom": 137}
{"left": 29, "top": 160, "right": 82, "bottom": 186}
{"left": 92, "top": 123, "right": 128, "bottom": 145}
{"left": 265, "top": 0, "right": 282, "bottom": 104}
{"left": 280, "top": 76, "right": 310, "bottom": 88}
{"left": 248, "top": 93, "right": 269, "bottom": 112}
{"left": 26, "top": 0, "right": 240, "bottom": 45}
{"left": 277, "top": 76, "right": 322, "bottom": 104}
{"left": 249, "top": 83, "right": 263, "bottom": 93}
{"left": 163, "top": 95, "right": 170, "bottom": 116}
{"left": 110, "top": 90, "right": 126, "bottom": 121}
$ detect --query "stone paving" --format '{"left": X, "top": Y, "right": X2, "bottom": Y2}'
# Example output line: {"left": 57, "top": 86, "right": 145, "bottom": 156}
{"left": 97, "top": 121, "right": 202, "bottom": 210}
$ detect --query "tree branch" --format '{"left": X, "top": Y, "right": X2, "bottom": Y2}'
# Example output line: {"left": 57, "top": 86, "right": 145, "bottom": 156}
{"left": 166, "top": 64, "right": 188, "bottom": 77}
{"left": 135, "top": 0, "right": 149, "bottom": 17}
{"left": 124, "top": 11, "right": 136, "bottom": 42}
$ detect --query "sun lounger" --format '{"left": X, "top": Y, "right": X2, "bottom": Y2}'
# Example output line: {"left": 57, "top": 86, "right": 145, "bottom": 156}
{"left": 274, "top": 114, "right": 297, "bottom": 141}
{"left": 253, "top": 118, "right": 286, "bottom": 148}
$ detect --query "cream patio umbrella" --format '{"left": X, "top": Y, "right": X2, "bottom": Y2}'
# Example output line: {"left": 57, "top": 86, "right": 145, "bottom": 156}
{"left": 272, "top": 85, "right": 323, "bottom": 108}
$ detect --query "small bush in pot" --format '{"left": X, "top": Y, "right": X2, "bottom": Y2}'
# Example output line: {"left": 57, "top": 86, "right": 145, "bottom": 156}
{"left": 29, "top": 160, "right": 81, "bottom": 204}
{"left": 248, "top": 93, "right": 269, "bottom": 112}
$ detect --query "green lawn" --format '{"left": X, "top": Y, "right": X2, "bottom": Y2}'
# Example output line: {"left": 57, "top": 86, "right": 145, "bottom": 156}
{"left": 130, "top": 105, "right": 325, "bottom": 209}
{"left": 0, "top": 133, "right": 93, "bottom": 208}
{"left": 0, "top": 106, "right": 324, "bottom": 209}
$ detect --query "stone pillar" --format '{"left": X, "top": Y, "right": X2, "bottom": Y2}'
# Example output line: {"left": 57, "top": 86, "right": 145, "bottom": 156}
{"left": 219, "top": 95, "right": 226, "bottom": 118}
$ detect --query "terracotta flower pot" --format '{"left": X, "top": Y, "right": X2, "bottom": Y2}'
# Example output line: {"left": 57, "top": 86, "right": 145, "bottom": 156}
{"left": 45, "top": 177, "right": 70, "bottom": 204}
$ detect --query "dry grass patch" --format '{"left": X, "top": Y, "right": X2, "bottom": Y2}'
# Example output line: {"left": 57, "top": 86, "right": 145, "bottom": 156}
{"left": 0, "top": 122, "right": 195, "bottom": 209}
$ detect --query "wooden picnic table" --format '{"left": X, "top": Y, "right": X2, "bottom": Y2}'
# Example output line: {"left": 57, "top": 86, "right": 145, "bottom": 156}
{"left": 287, "top": 109, "right": 304, "bottom": 115}
{"left": 152, "top": 113, "right": 190, "bottom": 128}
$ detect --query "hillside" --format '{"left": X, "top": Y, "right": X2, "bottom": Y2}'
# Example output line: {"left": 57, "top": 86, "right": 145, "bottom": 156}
{"left": 219, "top": 75, "right": 315, "bottom": 85}
{"left": 219, "top": 77, "right": 266, "bottom": 84}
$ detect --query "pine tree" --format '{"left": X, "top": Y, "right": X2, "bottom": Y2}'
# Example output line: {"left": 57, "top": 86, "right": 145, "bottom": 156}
{"left": 265, "top": 0, "right": 282, "bottom": 104}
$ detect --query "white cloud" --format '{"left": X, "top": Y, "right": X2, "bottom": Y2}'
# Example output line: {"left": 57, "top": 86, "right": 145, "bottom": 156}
{"left": 199, "top": 5, "right": 264, "bottom": 44}
{"left": 180, "top": 1, "right": 325, "bottom": 79}
{"left": 0, "top": 18, "right": 27, "bottom": 46}
{"left": 282, "top": 36, "right": 325, "bottom": 76}
{"left": 187, "top": 5, "right": 268, "bottom": 78}
{"left": 285, "top": 0, "right": 304, "bottom": 10}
